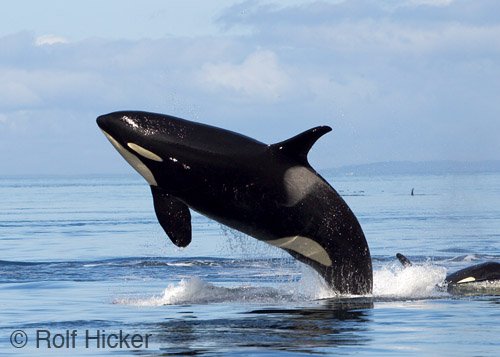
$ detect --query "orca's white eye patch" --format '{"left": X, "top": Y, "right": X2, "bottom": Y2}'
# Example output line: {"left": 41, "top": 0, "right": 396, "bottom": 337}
{"left": 456, "top": 276, "right": 476, "bottom": 284}
{"left": 127, "top": 143, "right": 163, "bottom": 162}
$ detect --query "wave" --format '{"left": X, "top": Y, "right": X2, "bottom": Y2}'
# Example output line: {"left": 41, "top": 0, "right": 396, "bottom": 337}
{"left": 0, "top": 257, "right": 232, "bottom": 268}
{"left": 115, "top": 262, "right": 450, "bottom": 306}
{"left": 2, "top": 256, "right": 495, "bottom": 303}
{"left": 0, "top": 257, "right": 296, "bottom": 284}
{"left": 114, "top": 277, "right": 292, "bottom": 306}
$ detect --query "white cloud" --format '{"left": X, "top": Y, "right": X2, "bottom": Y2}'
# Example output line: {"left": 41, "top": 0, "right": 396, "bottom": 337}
{"left": 198, "top": 50, "right": 291, "bottom": 100}
{"left": 35, "top": 34, "right": 68, "bottom": 46}
{"left": 405, "top": 0, "right": 455, "bottom": 6}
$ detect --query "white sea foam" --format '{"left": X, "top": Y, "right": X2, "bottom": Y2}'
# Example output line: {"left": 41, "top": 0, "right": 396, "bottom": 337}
{"left": 373, "top": 263, "right": 447, "bottom": 298}
{"left": 117, "top": 277, "right": 290, "bottom": 306}
{"left": 292, "top": 263, "right": 448, "bottom": 300}
{"left": 165, "top": 262, "right": 195, "bottom": 267}
{"left": 116, "top": 263, "right": 449, "bottom": 306}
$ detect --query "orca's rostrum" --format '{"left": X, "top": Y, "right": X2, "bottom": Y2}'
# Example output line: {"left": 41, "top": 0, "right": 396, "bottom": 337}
{"left": 97, "top": 111, "right": 373, "bottom": 295}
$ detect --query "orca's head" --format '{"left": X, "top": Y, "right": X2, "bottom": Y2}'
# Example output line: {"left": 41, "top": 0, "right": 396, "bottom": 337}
{"left": 97, "top": 111, "right": 192, "bottom": 188}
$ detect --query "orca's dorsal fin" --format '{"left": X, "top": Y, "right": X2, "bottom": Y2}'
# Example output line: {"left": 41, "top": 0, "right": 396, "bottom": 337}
{"left": 396, "top": 253, "right": 413, "bottom": 268}
{"left": 271, "top": 126, "right": 332, "bottom": 165}
{"left": 151, "top": 186, "right": 191, "bottom": 248}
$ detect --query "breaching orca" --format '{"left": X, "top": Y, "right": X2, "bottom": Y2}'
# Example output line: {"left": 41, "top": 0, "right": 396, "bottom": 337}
{"left": 97, "top": 111, "right": 373, "bottom": 295}
{"left": 396, "top": 253, "right": 500, "bottom": 290}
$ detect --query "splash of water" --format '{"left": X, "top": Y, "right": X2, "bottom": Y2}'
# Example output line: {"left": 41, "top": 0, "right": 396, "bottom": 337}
{"left": 116, "top": 262, "right": 449, "bottom": 306}
{"left": 373, "top": 263, "right": 447, "bottom": 298}
{"left": 118, "top": 277, "right": 291, "bottom": 306}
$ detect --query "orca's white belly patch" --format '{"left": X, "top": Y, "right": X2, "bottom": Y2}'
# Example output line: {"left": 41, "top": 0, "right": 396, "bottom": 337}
{"left": 267, "top": 235, "right": 332, "bottom": 267}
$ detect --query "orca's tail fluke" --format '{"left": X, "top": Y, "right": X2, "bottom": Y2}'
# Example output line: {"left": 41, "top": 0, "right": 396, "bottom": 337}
{"left": 396, "top": 253, "right": 413, "bottom": 268}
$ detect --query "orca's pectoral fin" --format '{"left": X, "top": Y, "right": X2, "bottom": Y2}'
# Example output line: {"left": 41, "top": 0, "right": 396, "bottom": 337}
{"left": 396, "top": 253, "right": 413, "bottom": 267}
{"left": 151, "top": 186, "right": 192, "bottom": 248}
{"left": 271, "top": 126, "right": 332, "bottom": 165}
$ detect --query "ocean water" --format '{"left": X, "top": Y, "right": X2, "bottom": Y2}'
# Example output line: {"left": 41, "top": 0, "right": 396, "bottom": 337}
{"left": 0, "top": 173, "right": 499, "bottom": 356}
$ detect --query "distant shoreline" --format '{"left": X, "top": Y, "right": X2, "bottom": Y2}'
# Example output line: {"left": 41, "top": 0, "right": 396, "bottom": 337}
{"left": 324, "top": 160, "right": 500, "bottom": 176}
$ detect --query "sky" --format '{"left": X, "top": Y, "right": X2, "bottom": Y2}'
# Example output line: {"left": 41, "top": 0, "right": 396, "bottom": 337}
{"left": 1, "top": 0, "right": 499, "bottom": 175}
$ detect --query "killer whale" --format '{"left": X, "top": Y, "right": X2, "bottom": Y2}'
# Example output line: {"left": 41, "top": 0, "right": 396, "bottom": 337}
{"left": 396, "top": 253, "right": 500, "bottom": 289}
{"left": 97, "top": 111, "right": 373, "bottom": 295}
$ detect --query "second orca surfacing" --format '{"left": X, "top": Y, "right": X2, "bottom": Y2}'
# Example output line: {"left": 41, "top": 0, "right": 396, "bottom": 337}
{"left": 396, "top": 253, "right": 500, "bottom": 292}
{"left": 97, "top": 111, "right": 373, "bottom": 295}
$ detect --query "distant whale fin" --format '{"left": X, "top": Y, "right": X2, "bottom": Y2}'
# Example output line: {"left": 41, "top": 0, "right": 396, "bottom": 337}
{"left": 271, "top": 126, "right": 332, "bottom": 165}
{"left": 396, "top": 253, "right": 413, "bottom": 267}
{"left": 151, "top": 186, "right": 192, "bottom": 248}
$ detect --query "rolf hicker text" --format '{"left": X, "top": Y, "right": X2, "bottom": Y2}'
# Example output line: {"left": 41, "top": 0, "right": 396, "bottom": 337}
{"left": 36, "top": 329, "right": 152, "bottom": 349}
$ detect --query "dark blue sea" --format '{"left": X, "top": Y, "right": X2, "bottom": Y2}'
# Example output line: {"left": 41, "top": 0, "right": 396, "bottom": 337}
{"left": 1, "top": 173, "right": 499, "bottom": 356}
